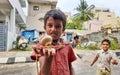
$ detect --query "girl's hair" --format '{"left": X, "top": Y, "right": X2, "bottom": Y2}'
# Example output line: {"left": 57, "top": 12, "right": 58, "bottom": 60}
{"left": 44, "top": 9, "right": 66, "bottom": 31}
{"left": 101, "top": 39, "right": 111, "bottom": 45}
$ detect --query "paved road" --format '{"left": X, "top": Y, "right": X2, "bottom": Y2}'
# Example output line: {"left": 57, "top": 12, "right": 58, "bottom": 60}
{"left": 0, "top": 63, "right": 37, "bottom": 75}
{"left": 73, "top": 50, "right": 120, "bottom": 75}
{"left": 0, "top": 50, "right": 120, "bottom": 75}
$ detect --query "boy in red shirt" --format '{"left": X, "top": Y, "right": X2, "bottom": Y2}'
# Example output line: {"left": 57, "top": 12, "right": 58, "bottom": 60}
{"left": 31, "top": 9, "right": 76, "bottom": 75}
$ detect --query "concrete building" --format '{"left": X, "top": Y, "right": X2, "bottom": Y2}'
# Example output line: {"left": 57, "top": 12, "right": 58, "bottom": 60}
{"left": 0, "top": 0, "right": 27, "bottom": 51}
{"left": 83, "top": 7, "right": 120, "bottom": 44}
{"left": 91, "top": 7, "right": 116, "bottom": 20}
{"left": 83, "top": 19, "right": 102, "bottom": 32}
{"left": 0, "top": 0, "right": 59, "bottom": 51}
{"left": 83, "top": 7, "right": 120, "bottom": 32}
{"left": 91, "top": 7, "right": 120, "bottom": 28}
{"left": 26, "top": 0, "right": 58, "bottom": 32}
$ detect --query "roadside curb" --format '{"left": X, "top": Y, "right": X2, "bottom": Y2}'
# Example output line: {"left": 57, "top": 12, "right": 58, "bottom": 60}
{"left": 0, "top": 57, "right": 35, "bottom": 64}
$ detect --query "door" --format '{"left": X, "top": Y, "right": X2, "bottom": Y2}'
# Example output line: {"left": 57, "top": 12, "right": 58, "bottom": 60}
{"left": 0, "top": 24, "right": 7, "bottom": 51}
{"left": 66, "top": 33, "right": 72, "bottom": 43}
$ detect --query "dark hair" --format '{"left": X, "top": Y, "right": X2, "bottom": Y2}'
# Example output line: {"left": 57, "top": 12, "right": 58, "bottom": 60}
{"left": 101, "top": 39, "right": 111, "bottom": 45}
{"left": 44, "top": 9, "right": 66, "bottom": 31}
{"left": 74, "top": 35, "right": 79, "bottom": 40}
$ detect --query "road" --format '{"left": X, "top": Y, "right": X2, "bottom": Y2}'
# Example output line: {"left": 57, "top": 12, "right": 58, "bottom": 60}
{"left": 0, "top": 63, "right": 37, "bottom": 75}
{"left": 0, "top": 50, "right": 120, "bottom": 75}
{"left": 73, "top": 50, "right": 120, "bottom": 75}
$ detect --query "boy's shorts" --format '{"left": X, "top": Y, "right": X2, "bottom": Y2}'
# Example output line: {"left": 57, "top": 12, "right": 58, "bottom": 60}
{"left": 97, "top": 68, "right": 111, "bottom": 75}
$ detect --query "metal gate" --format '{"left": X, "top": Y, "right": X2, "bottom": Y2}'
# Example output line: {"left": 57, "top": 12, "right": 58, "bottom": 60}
{"left": 0, "top": 24, "right": 7, "bottom": 51}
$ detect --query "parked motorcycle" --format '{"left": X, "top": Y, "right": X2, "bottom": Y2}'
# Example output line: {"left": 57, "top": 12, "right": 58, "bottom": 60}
{"left": 18, "top": 37, "right": 28, "bottom": 50}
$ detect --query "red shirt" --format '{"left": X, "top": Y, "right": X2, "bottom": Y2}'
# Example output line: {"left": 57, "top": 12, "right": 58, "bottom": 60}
{"left": 31, "top": 41, "right": 76, "bottom": 75}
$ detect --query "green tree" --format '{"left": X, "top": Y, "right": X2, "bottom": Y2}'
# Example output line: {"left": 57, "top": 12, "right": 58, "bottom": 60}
{"left": 19, "top": 25, "right": 26, "bottom": 31}
{"left": 74, "top": 0, "right": 95, "bottom": 22}
{"left": 66, "top": 0, "right": 95, "bottom": 30}
{"left": 66, "top": 17, "right": 82, "bottom": 30}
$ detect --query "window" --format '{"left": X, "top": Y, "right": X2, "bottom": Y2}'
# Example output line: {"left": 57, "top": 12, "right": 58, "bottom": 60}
{"left": 103, "top": 9, "right": 109, "bottom": 12}
{"left": 95, "top": 10, "right": 101, "bottom": 12}
{"left": 33, "top": 6, "right": 39, "bottom": 11}
{"left": 107, "top": 15, "right": 111, "bottom": 17}
{"left": 0, "top": 21, "right": 4, "bottom": 24}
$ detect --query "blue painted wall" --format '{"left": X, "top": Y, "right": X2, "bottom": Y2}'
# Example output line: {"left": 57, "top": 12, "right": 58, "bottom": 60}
{"left": 66, "top": 33, "right": 72, "bottom": 43}
{"left": 22, "top": 30, "right": 35, "bottom": 42}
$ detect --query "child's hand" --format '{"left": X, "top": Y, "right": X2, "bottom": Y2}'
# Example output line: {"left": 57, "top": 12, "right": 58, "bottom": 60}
{"left": 90, "top": 63, "right": 93, "bottom": 66}
{"left": 111, "top": 59, "right": 118, "bottom": 65}
{"left": 32, "top": 34, "right": 56, "bottom": 56}
{"left": 43, "top": 47, "right": 56, "bottom": 56}
{"left": 32, "top": 44, "right": 43, "bottom": 54}
{"left": 32, "top": 44, "right": 56, "bottom": 56}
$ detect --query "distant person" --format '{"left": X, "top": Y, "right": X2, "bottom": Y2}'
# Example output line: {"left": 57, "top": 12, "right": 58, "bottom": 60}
{"left": 90, "top": 39, "right": 118, "bottom": 75}
{"left": 71, "top": 35, "right": 80, "bottom": 48}
{"left": 30, "top": 9, "right": 76, "bottom": 75}
{"left": 68, "top": 37, "right": 73, "bottom": 44}
{"left": 28, "top": 35, "right": 31, "bottom": 44}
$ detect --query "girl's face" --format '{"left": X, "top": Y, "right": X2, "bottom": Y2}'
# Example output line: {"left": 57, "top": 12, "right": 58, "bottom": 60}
{"left": 101, "top": 41, "right": 110, "bottom": 51}
{"left": 44, "top": 17, "right": 64, "bottom": 41}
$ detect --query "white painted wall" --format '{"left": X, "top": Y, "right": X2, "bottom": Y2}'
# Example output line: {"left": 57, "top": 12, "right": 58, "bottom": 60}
{"left": 9, "top": 0, "right": 26, "bottom": 23}
{"left": 34, "top": 30, "right": 39, "bottom": 38}
{"left": 6, "top": 0, "right": 27, "bottom": 51}
{"left": 27, "top": 3, "right": 54, "bottom": 31}
{"left": 22, "top": 0, "right": 29, "bottom": 16}
{"left": 7, "top": 8, "right": 17, "bottom": 51}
